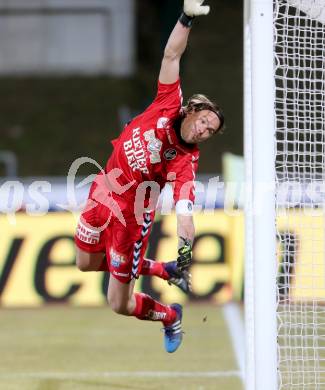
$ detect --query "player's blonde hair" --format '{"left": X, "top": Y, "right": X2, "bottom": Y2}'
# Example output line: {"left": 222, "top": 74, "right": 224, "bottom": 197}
{"left": 183, "top": 94, "right": 225, "bottom": 134}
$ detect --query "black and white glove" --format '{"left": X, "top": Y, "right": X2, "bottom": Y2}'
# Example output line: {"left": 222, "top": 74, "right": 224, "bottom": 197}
{"left": 177, "top": 238, "right": 193, "bottom": 271}
{"left": 184, "top": 0, "right": 210, "bottom": 17}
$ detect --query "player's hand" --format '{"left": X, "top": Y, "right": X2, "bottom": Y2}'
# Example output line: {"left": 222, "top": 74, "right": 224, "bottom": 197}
{"left": 184, "top": 0, "right": 210, "bottom": 17}
{"left": 177, "top": 238, "right": 192, "bottom": 271}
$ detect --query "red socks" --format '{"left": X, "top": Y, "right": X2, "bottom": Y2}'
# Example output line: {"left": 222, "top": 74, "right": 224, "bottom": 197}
{"left": 132, "top": 293, "right": 176, "bottom": 326}
{"left": 96, "top": 258, "right": 175, "bottom": 326}
{"left": 140, "top": 258, "right": 169, "bottom": 280}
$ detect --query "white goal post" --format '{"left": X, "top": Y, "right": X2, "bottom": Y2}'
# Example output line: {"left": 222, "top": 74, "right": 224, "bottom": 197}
{"left": 245, "top": 0, "right": 325, "bottom": 389}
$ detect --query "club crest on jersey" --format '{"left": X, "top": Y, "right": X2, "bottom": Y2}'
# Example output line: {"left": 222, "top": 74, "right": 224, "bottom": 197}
{"left": 163, "top": 148, "right": 177, "bottom": 161}
{"left": 144, "top": 130, "right": 162, "bottom": 164}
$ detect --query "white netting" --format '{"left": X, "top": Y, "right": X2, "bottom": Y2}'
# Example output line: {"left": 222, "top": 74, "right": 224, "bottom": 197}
{"left": 274, "top": 1, "right": 325, "bottom": 388}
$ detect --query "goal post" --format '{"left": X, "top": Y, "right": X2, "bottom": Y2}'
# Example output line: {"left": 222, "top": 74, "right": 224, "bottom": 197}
{"left": 244, "top": 0, "right": 278, "bottom": 389}
{"left": 245, "top": 0, "right": 325, "bottom": 389}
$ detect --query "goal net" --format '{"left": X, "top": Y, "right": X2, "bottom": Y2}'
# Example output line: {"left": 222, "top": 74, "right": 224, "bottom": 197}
{"left": 245, "top": 0, "right": 325, "bottom": 389}
{"left": 275, "top": 0, "right": 325, "bottom": 388}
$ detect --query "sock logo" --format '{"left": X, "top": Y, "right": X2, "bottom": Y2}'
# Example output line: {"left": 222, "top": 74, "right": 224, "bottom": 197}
{"left": 147, "top": 310, "right": 167, "bottom": 321}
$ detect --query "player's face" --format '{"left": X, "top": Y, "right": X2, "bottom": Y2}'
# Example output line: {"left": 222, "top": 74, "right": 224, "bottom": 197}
{"left": 180, "top": 110, "right": 221, "bottom": 144}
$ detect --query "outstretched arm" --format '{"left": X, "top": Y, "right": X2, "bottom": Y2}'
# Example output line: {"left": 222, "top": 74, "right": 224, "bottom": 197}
{"left": 177, "top": 215, "right": 195, "bottom": 247}
{"left": 158, "top": 0, "right": 210, "bottom": 84}
{"left": 176, "top": 215, "right": 194, "bottom": 271}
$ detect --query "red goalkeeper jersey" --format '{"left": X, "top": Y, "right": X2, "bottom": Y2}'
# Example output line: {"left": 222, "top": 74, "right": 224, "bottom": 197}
{"left": 106, "top": 79, "right": 199, "bottom": 212}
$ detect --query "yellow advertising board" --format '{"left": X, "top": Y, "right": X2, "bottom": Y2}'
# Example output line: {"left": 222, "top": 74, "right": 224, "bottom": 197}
{"left": 0, "top": 211, "right": 244, "bottom": 307}
{"left": 2, "top": 210, "right": 323, "bottom": 306}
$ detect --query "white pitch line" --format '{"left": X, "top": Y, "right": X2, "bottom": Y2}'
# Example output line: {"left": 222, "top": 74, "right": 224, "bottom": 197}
{"left": 222, "top": 302, "right": 245, "bottom": 382}
{"left": 0, "top": 371, "right": 241, "bottom": 380}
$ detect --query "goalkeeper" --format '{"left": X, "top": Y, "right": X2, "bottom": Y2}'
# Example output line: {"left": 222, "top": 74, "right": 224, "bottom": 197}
{"left": 74, "top": 0, "right": 224, "bottom": 353}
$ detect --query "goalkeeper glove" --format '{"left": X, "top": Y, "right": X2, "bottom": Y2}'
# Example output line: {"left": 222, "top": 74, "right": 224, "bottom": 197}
{"left": 177, "top": 238, "right": 192, "bottom": 271}
{"left": 183, "top": 0, "right": 210, "bottom": 17}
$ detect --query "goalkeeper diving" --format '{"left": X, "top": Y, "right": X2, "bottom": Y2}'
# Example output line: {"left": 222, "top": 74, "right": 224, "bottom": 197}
{"left": 74, "top": 0, "right": 224, "bottom": 353}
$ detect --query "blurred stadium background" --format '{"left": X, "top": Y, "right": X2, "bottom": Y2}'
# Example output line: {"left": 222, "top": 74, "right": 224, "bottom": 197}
{"left": 0, "top": 1, "right": 244, "bottom": 389}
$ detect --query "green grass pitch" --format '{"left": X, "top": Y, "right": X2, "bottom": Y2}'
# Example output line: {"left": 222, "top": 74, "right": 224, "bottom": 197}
{"left": 0, "top": 304, "right": 243, "bottom": 390}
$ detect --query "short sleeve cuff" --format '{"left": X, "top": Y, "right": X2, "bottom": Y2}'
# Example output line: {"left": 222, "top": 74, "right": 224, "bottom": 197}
{"left": 175, "top": 199, "right": 194, "bottom": 216}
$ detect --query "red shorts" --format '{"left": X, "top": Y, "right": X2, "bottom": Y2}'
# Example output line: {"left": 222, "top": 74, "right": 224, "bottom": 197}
{"left": 75, "top": 181, "right": 155, "bottom": 283}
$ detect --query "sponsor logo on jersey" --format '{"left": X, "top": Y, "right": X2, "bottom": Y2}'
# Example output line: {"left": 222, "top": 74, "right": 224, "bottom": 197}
{"left": 76, "top": 221, "right": 100, "bottom": 244}
{"left": 166, "top": 128, "right": 173, "bottom": 144}
{"left": 112, "top": 271, "right": 130, "bottom": 277}
{"left": 188, "top": 202, "right": 193, "bottom": 212}
{"left": 163, "top": 148, "right": 177, "bottom": 161}
{"left": 144, "top": 129, "right": 162, "bottom": 164}
{"left": 156, "top": 117, "right": 169, "bottom": 129}
{"left": 123, "top": 127, "right": 149, "bottom": 174}
{"left": 157, "top": 116, "right": 174, "bottom": 144}
{"left": 110, "top": 248, "right": 126, "bottom": 268}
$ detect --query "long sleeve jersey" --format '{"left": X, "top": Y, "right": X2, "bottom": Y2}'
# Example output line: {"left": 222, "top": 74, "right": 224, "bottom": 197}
{"left": 105, "top": 79, "right": 199, "bottom": 214}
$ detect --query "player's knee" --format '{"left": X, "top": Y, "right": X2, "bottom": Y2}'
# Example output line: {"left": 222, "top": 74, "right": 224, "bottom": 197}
{"left": 107, "top": 296, "right": 129, "bottom": 315}
{"left": 76, "top": 254, "right": 91, "bottom": 272}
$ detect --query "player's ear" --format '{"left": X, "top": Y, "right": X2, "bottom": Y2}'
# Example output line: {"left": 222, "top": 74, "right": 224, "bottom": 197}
{"left": 182, "top": 105, "right": 194, "bottom": 116}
